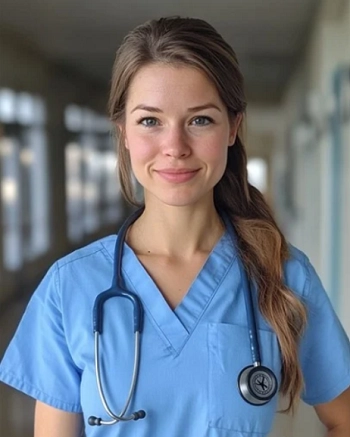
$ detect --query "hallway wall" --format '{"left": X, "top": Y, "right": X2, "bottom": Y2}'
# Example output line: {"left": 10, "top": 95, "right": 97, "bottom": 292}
{"left": 245, "top": 2, "right": 350, "bottom": 435}
{"left": 274, "top": 1, "right": 350, "bottom": 435}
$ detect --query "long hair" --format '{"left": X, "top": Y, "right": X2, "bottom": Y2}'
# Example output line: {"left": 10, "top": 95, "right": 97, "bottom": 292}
{"left": 108, "top": 16, "right": 307, "bottom": 412}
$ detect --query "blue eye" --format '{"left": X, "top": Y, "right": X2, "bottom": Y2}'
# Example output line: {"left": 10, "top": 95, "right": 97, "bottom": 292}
{"left": 191, "top": 116, "right": 213, "bottom": 126}
{"left": 138, "top": 117, "right": 158, "bottom": 127}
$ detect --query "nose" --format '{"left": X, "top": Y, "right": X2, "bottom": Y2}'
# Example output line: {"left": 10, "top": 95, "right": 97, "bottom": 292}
{"left": 161, "top": 126, "right": 191, "bottom": 159}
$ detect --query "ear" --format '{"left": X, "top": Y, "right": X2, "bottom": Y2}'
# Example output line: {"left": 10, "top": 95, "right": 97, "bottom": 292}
{"left": 124, "top": 136, "right": 129, "bottom": 150}
{"left": 116, "top": 122, "right": 129, "bottom": 149}
{"left": 228, "top": 113, "right": 243, "bottom": 146}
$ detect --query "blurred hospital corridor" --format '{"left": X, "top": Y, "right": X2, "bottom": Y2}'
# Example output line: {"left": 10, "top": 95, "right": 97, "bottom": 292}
{"left": 0, "top": 0, "right": 350, "bottom": 436}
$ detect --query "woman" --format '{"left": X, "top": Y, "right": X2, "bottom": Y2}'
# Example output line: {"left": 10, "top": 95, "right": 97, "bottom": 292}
{"left": 0, "top": 16, "right": 349, "bottom": 437}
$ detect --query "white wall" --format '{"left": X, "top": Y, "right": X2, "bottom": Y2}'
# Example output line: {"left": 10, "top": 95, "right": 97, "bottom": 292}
{"left": 281, "top": 0, "right": 350, "bottom": 323}
{"left": 247, "top": 1, "right": 350, "bottom": 435}
{"left": 275, "top": 0, "right": 350, "bottom": 436}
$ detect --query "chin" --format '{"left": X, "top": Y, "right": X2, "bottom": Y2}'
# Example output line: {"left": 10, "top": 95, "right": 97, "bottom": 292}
{"left": 153, "top": 189, "right": 212, "bottom": 208}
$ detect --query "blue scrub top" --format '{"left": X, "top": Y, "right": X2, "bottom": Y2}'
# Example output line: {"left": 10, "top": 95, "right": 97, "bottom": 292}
{"left": 0, "top": 231, "right": 350, "bottom": 437}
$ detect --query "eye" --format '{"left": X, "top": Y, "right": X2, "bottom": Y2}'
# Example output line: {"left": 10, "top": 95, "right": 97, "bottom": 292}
{"left": 137, "top": 117, "right": 159, "bottom": 127}
{"left": 191, "top": 116, "right": 213, "bottom": 126}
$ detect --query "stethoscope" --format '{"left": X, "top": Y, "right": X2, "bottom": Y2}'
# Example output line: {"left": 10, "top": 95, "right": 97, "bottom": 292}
{"left": 88, "top": 208, "right": 278, "bottom": 427}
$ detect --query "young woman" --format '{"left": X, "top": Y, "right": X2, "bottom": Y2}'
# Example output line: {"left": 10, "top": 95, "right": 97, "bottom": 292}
{"left": 1, "top": 16, "right": 350, "bottom": 437}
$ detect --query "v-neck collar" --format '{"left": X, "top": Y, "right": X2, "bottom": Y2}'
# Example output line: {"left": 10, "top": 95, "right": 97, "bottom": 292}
{"left": 174, "top": 231, "right": 236, "bottom": 328}
{"left": 120, "top": 230, "right": 236, "bottom": 354}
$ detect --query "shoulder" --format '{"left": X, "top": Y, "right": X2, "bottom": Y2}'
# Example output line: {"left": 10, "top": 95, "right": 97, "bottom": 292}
{"left": 36, "top": 235, "right": 118, "bottom": 304}
{"left": 283, "top": 244, "right": 325, "bottom": 304}
{"left": 55, "top": 234, "right": 117, "bottom": 271}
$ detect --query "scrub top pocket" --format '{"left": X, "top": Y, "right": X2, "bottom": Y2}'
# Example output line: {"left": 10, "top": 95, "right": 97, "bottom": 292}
{"left": 208, "top": 323, "right": 281, "bottom": 436}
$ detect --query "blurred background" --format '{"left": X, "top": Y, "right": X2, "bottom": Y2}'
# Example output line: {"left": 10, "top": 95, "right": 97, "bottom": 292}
{"left": 0, "top": 0, "right": 349, "bottom": 435}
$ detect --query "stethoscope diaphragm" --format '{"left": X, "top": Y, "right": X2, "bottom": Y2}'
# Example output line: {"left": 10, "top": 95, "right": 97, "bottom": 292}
{"left": 238, "top": 365, "right": 278, "bottom": 405}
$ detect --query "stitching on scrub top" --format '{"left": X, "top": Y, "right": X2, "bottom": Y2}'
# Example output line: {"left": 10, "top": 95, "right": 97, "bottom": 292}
{"left": 52, "top": 263, "right": 86, "bottom": 373}
{"left": 300, "top": 256, "right": 311, "bottom": 299}
{"left": 100, "top": 237, "right": 118, "bottom": 263}
{"left": 56, "top": 246, "right": 110, "bottom": 270}
{"left": 1, "top": 370, "right": 83, "bottom": 412}
{"left": 172, "top": 230, "right": 238, "bottom": 353}
{"left": 174, "top": 254, "right": 238, "bottom": 356}
{"left": 284, "top": 246, "right": 310, "bottom": 300}
{"left": 208, "top": 423, "right": 267, "bottom": 434}
{"left": 302, "top": 370, "right": 350, "bottom": 405}
{"left": 122, "top": 267, "right": 177, "bottom": 355}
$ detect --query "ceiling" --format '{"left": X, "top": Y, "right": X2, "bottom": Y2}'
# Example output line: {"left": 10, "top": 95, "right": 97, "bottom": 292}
{"left": 0, "top": 0, "right": 320, "bottom": 103}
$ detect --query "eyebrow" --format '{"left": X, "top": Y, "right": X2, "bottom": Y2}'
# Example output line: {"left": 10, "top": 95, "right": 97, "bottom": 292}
{"left": 130, "top": 103, "right": 222, "bottom": 113}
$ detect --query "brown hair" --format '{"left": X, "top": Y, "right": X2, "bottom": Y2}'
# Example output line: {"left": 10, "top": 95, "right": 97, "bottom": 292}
{"left": 108, "top": 16, "right": 307, "bottom": 412}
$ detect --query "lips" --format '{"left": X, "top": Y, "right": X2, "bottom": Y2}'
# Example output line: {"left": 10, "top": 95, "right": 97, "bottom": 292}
{"left": 155, "top": 168, "right": 200, "bottom": 183}
{"left": 156, "top": 168, "right": 199, "bottom": 174}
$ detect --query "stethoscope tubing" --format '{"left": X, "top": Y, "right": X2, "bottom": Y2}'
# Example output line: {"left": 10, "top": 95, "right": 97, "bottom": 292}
{"left": 90, "top": 209, "right": 146, "bottom": 425}
{"left": 221, "top": 214, "right": 262, "bottom": 366}
{"left": 94, "top": 330, "right": 141, "bottom": 424}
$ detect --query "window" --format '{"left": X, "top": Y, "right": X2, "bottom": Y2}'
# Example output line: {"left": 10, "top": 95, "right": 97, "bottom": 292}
{"left": 65, "top": 105, "right": 122, "bottom": 242}
{"left": 247, "top": 157, "right": 268, "bottom": 194}
{"left": 0, "top": 89, "right": 49, "bottom": 270}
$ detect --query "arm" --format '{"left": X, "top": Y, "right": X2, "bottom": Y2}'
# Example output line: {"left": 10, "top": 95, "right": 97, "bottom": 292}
{"left": 314, "top": 387, "right": 350, "bottom": 437}
{"left": 34, "top": 400, "right": 83, "bottom": 437}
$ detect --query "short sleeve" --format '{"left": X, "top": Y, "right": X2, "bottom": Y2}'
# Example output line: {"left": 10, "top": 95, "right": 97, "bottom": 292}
{"left": 299, "top": 259, "right": 350, "bottom": 405}
{"left": 0, "top": 263, "right": 82, "bottom": 412}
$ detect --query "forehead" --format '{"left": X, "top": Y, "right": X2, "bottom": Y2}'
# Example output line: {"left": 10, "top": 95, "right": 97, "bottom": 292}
{"left": 125, "top": 63, "right": 223, "bottom": 110}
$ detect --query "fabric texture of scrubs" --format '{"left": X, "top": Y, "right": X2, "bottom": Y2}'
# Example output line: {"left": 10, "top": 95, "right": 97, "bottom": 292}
{"left": 0, "top": 230, "right": 350, "bottom": 437}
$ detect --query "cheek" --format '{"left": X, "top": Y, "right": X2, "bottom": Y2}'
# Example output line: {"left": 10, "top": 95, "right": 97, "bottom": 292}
{"left": 199, "top": 138, "right": 228, "bottom": 165}
{"left": 126, "top": 133, "right": 157, "bottom": 163}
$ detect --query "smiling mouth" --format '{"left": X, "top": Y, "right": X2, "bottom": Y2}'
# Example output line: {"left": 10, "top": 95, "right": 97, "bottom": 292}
{"left": 155, "top": 169, "right": 200, "bottom": 183}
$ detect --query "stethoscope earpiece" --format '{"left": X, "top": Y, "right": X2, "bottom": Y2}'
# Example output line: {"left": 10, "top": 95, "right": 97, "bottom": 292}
{"left": 238, "top": 365, "right": 278, "bottom": 405}
{"left": 88, "top": 410, "right": 146, "bottom": 427}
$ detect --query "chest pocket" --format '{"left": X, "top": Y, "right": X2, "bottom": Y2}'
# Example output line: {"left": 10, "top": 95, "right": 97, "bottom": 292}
{"left": 207, "top": 323, "right": 282, "bottom": 436}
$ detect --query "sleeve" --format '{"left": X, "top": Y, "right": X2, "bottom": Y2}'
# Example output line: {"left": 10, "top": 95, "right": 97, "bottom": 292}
{"left": 0, "top": 263, "right": 83, "bottom": 412}
{"left": 299, "top": 259, "right": 350, "bottom": 405}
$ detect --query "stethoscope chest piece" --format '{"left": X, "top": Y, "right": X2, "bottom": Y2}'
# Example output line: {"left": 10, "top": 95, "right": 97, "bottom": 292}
{"left": 238, "top": 365, "right": 278, "bottom": 405}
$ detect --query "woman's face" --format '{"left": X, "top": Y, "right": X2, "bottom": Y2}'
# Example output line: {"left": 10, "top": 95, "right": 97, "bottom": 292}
{"left": 122, "top": 63, "right": 241, "bottom": 208}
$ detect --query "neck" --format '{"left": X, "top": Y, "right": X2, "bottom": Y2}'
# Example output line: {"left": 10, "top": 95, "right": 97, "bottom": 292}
{"left": 127, "top": 199, "right": 224, "bottom": 258}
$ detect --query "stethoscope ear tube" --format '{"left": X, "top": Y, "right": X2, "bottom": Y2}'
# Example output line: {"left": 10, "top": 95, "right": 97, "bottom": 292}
{"left": 89, "top": 329, "right": 145, "bottom": 425}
